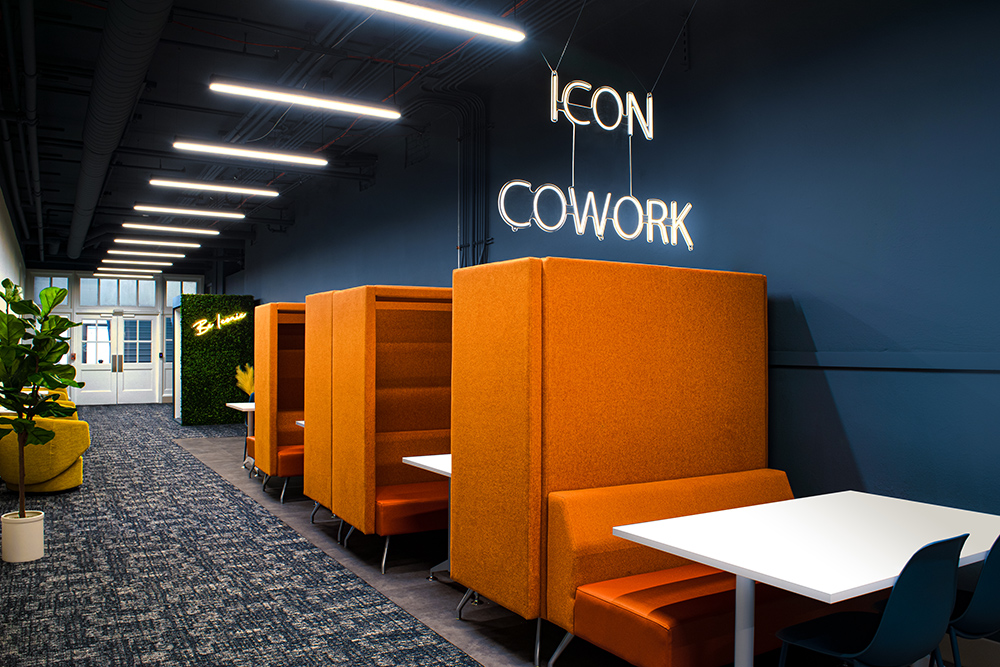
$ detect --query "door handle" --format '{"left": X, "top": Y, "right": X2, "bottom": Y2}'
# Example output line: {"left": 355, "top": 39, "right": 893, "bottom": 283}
{"left": 118, "top": 354, "right": 124, "bottom": 372}
{"left": 111, "top": 355, "right": 117, "bottom": 373}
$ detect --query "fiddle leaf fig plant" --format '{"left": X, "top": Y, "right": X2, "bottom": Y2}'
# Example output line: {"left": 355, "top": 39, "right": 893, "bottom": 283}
{"left": 0, "top": 279, "right": 84, "bottom": 518}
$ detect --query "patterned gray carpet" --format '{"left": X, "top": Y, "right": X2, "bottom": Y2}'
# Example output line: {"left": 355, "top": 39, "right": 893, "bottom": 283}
{"left": 0, "top": 404, "right": 480, "bottom": 667}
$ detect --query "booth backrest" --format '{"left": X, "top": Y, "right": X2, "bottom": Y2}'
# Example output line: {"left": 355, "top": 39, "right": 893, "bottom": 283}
{"left": 254, "top": 302, "right": 306, "bottom": 477}
{"left": 331, "top": 285, "right": 453, "bottom": 535}
{"left": 451, "top": 257, "right": 769, "bottom": 620}
{"left": 546, "top": 468, "right": 794, "bottom": 632}
{"left": 304, "top": 290, "right": 336, "bottom": 511}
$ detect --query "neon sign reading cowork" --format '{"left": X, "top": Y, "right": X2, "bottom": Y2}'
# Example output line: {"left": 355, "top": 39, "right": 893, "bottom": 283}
{"left": 497, "top": 72, "right": 694, "bottom": 250}
{"left": 192, "top": 311, "right": 248, "bottom": 336}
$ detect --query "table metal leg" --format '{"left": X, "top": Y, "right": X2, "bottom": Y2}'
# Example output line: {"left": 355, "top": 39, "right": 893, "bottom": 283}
{"left": 734, "top": 575, "right": 755, "bottom": 667}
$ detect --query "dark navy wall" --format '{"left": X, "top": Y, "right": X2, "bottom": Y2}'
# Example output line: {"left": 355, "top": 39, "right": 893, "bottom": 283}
{"left": 243, "top": 1, "right": 1000, "bottom": 512}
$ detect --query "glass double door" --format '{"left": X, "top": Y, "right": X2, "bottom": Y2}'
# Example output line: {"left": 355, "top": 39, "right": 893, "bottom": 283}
{"left": 74, "top": 315, "right": 159, "bottom": 405}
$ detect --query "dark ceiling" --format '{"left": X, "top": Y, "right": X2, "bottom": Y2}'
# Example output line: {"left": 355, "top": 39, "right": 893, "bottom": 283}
{"left": 0, "top": 0, "right": 587, "bottom": 278}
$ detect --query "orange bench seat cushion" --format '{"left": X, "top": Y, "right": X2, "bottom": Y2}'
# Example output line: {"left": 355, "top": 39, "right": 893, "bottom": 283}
{"left": 575, "top": 563, "right": 887, "bottom": 667}
{"left": 275, "top": 444, "right": 304, "bottom": 478}
{"left": 374, "top": 481, "right": 449, "bottom": 536}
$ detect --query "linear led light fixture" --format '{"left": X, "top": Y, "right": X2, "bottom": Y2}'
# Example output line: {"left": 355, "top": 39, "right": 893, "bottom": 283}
{"left": 173, "top": 140, "right": 328, "bottom": 167}
{"left": 327, "top": 0, "right": 525, "bottom": 42}
{"left": 107, "top": 250, "right": 186, "bottom": 259}
{"left": 122, "top": 222, "right": 220, "bottom": 236}
{"left": 134, "top": 204, "right": 245, "bottom": 219}
{"left": 103, "top": 259, "right": 173, "bottom": 267}
{"left": 114, "top": 238, "right": 201, "bottom": 248}
{"left": 94, "top": 273, "right": 155, "bottom": 279}
{"left": 96, "top": 267, "right": 163, "bottom": 274}
{"left": 149, "top": 178, "right": 279, "bottom": 198}
{"left": 209, "top": 80, "right": 401, "bottom": 121}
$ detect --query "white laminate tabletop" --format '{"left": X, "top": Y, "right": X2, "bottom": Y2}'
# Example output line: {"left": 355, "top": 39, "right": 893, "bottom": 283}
{"left": 225, "top": 402, "right": 255, "bottom": 412}
{"left": 295, "top": 420, "right": 305, "bottom": 427}
{"left": 402, "top": 454, "right": 451, "bottom": 478}
{"left": 613, "top": 490, "right": 1000, "bottom": 604}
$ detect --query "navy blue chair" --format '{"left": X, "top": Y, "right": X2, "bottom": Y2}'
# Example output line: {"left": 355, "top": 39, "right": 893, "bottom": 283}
{"left": 947, "top": 535, "right": 1000, "bottom": 667}
{"left": 777, "top": 533, "right": 968, "bottom": 667}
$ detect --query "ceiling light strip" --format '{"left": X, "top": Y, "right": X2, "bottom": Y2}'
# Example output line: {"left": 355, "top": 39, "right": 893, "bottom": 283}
{"left": 173, "top": 141, "right": 328, "bottom": 167}
{"left": 134, "top": 204, "right": 245, "bottom": 219}
{"left": 93, "top": 273, "right": 156, "bottom": 279}
{"left": 149, "top": 178, "right": 279, "bottom": 197}
{"left": 209, "top": 81, "right": 401, "bottom": 120}
{"left": 103, "top": 259, "right": 173, "bottom": 266}
{"left": 107, "top": 250, "right": 185, "bottom": 258}
{"left": 328, "top": 0, "right": 525, "bottom": 42}
{"left": 114, "top": 238, "right": 200, "bottom": 248}
{"left": 96, "top": 267, "right": 163, "bottom": 274}
{"left": 122, "top": 222, "right": 220, "bottom": 236}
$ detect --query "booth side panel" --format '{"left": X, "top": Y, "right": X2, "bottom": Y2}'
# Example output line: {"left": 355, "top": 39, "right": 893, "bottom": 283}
{"left": 451, "top": 257, "right": 543, "bottom": 620}
{"left": 304, "top": 291, "right": 335, "bottom": 510}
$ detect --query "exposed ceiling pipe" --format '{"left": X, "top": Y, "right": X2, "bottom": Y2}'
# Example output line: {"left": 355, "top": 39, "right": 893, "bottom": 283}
{"left": 66, "top": 0, "right": 174, "bottom": 259}
{"left": 18, "top": 0, "right": 47, "bottom": 261}
{"left": 0, "top": 102, "right": 31, "bottom": 239}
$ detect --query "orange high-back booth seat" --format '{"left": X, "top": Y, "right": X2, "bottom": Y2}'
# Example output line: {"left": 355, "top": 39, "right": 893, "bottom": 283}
{"left": 331, "top": 286, "right": 452, "bottom": 539}
{"left": 304, "top": 290, "right": 336, "bottom": 514}
{"left": 450, "top": 257, "right": 769, "bottom": 622}
{"left": 254, "top": 302, "right": 306, "bottom": 481}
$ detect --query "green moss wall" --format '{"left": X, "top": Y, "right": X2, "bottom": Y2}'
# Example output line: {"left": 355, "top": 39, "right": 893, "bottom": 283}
{"left": 179, "top": 294, "right": 255, "bottom": 425}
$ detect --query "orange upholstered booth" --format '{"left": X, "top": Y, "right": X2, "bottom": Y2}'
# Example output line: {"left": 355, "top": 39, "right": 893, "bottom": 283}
{"left": 450, "top": 257, "right": 776, "bottom": 664}
{"left": 303, "top": 290, "right": 336, "bottom": 521}
{"left": 331, "top": 285, "right": 452, "bottom": 572}
{"left": 254, "top": 302, "right": 305, "bottom": 503}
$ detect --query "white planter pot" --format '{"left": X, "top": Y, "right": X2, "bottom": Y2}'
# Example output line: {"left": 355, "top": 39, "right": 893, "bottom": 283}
{"left": 1, "top": 510, "right": 45, "bottom": 562}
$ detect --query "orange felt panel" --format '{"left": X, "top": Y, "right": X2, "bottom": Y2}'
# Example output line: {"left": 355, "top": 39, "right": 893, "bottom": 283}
{"left": 245, "top": 435, "right": 255, "bottom": 459}
{"left": 545, "top": 469, "right": 794, "bottom": 632}
{"left": 332, "top": 287, "right": 376, "bottom": 534}
{"left": 451, "top": 257, "right": 543, "bottom": 620}
{"left": 539, "top": 257, "right": 768, "bottom": 494}
{"left": 375, "top": 429, "right": 450, "bottom": 487}
{"left": 374, "top": 481, "right": 449, "bottom": 536}
{"left": 253, "top": 303, "right": 305, "bottom": 477}
{"left": 304, "top": 290, "right": 336, "bottom": 510}
{"left": 333, "top": 286, "right": 453, "bottom": 537}
{"left": 574, "top": 566, "right": 888, "bottom": 667}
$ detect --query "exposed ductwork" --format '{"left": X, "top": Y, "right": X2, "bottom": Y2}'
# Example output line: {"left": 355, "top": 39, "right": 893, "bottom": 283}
{"left": 65, "top": 0, "right": 174, "bottom": 259}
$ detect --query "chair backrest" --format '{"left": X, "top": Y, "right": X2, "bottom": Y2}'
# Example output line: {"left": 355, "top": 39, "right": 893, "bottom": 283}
{"left": 952, "top": 534, "right": 1000, "bottom": 638}
{"left": 858, "top": 533, "right": 968, "bottom": 667}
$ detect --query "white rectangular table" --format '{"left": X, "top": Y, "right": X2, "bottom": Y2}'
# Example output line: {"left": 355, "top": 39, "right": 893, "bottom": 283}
{"left": 613, "top": 490, "right": 1000, "bottom": 667}
{"left": 403, "top": 454, "right": 452, "bottom": 577}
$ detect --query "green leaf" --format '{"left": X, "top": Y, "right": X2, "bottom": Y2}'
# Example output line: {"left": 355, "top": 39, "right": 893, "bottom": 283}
{"left": 26, "top": 425, "right": 55, "bottom": 445}
{"left": 9, "top": 299, "right": 40, "bottom": 317}
{"left": 38, "top": 286, "right": 68, "bottom": 317}
{"left": 0, "top": 312, "right": 26, "bottom": 347}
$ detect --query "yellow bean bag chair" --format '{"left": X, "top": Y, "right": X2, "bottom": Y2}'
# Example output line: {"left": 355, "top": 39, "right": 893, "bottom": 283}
{"left": 0, "top": 417, "right": 90, "bottom": 492}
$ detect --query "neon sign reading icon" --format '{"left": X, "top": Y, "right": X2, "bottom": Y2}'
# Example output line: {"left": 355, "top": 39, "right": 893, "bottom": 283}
{"left": 192, "top": 311, "right": 248, "bottom": 336}
{"left": 496, "top": 71, "right": 693, "bottom": 250}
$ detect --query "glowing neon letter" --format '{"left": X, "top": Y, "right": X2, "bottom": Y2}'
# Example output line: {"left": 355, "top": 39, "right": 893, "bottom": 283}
{"left": 533, "top": 184, "right": 568, "bottom": 232}
{"left": 612, "top": 196, "right": 645, "bottom": 240}
{"left": 645, "top": 199, "right": 669, "bottom": 244}
{"left": 671, "top": 201, "right": 694, "bottom": 250}
{"left": 561, "top": 80, "right": 592, "bottom": 126}
{"left": 627, "top": 92, "right": 653, "bottom": 140}
{"left": 568, "top": 187, "right": 611, "bottom": 241}
{"left": 498, "top": 180, "right": 533, "bottom": 231}
{"left": 550, "top": 71, "right": 560, "bottom": 123}
{"left": 192, "top": 319, "right": 215, "bottom": 336}
{"left": 592, "top": 86, "right": 624, "bottom": 132}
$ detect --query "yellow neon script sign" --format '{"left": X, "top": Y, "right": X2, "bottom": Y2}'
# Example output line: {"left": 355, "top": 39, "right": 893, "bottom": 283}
{"left": 192, "top": 311, "right": 248, "bottom": 336}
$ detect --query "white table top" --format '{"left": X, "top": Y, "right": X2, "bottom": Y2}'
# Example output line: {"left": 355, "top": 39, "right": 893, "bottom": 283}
{"left": 614, "top": 490, "right": 1000, "bottom": 604}
{"left": 295, "top": 420, "right": 305, "bottom": 427}
{"left": 225, "top": 402, "right": 255, "bottom": 412}
{"left": 402, "top": 454, "right": 451, "bottom": 478}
